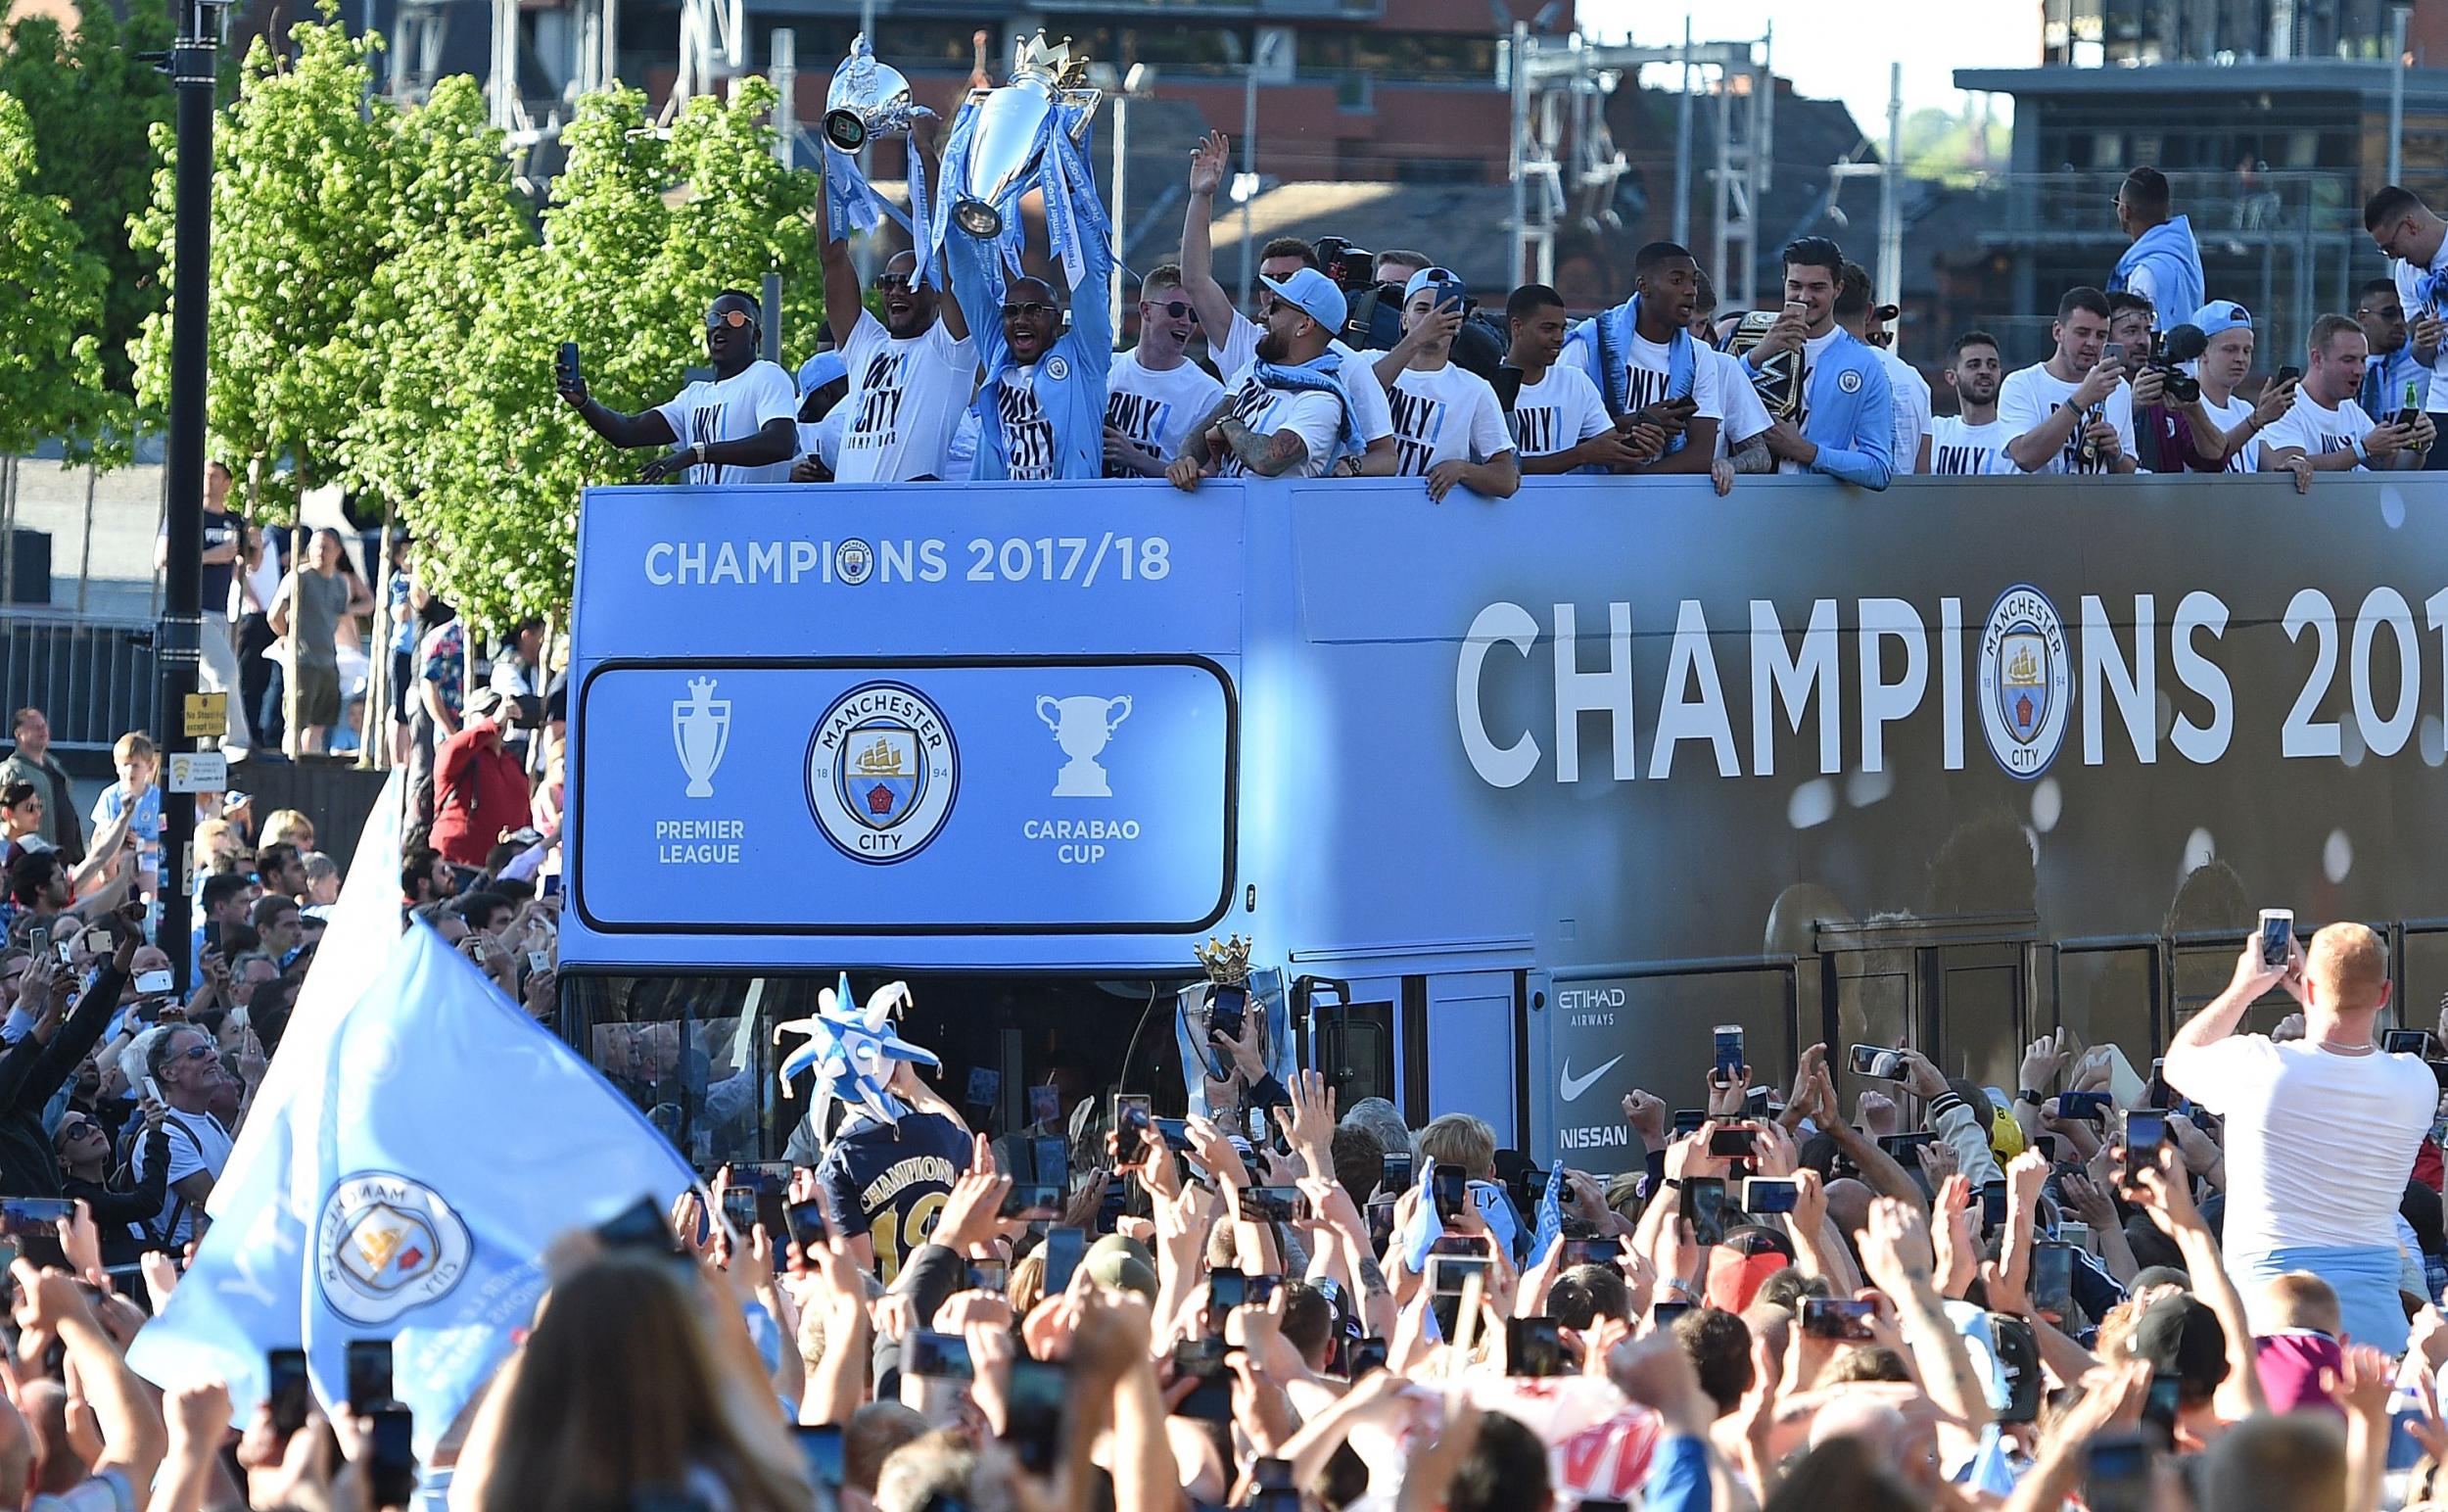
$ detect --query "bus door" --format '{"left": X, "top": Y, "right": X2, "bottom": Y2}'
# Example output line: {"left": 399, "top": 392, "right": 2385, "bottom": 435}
{"left": 1816, "top": 916, "right": 2038, "bottom": 1101}
{"left": 1290, "top": 944, "right": 1534, "bottom": 1150}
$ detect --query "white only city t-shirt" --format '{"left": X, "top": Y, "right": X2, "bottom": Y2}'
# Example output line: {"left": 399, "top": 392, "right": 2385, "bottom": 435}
{"left": 1218, "top": 312, "right": 1394, "bottom": 467}
{"left": 1386, "top": 363, "right": 1515, "bottom": 478}
{"left": 2255, "top": 390, "right": 2379, "bottom": 469}
{"left": 1105, "top": 348, "right": 1226, "bottom": 477}
{"left": 2193, "top": 391, "right": 2260, "bottom": 473}
{"left": 1928, "top": 415, "right": 2011, "bottom": 476}
{"left": 832, "top": 308, "right": 979, "bottom": 483}
{"left": 1996, "top": 363, "right": 2138, "bottom": 475}
{"left": 652, "top": 360, "right": 800, "bottom": 485}
{"left": 1213, "top": 362, "right": 1345, "bottom": 480}
{"left": 1622, "top": 332, "right": 1726, "bottom": 420}
{"left": 1506, "top": 363, "right": 1610, "bottom": 461}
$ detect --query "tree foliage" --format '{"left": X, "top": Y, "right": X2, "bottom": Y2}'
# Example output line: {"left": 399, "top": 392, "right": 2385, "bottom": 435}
{"left": 121, "top": 9, "right": 824, "bottom": 620}
{"left": 388, "top": 77, "right": 824, "bottom": 629}
{"left": 0, "top": 0, "right": 173, "bottom": 427}
{"left": 130, "top": 16, "right": 394, "bottom": 521}
{"left": 0, "top": 91, "right": 107, "bottom": 456}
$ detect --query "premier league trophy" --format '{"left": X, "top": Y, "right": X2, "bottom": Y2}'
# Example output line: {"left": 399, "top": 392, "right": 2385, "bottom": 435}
{"left": 821, "top": 34, "right": 936, "bottom": 275}
{"left": 943, "top": 32, "right": 1102, "bottom": 240}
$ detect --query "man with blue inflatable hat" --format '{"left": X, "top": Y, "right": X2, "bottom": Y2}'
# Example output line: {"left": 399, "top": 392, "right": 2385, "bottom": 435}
{"left": 778, "top": 974, "right": 971, "bottom": 1282}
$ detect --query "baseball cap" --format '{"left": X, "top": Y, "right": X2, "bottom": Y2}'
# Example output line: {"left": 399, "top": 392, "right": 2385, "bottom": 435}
{"left": 2132, "top": 1291, "right": 2229, "bottom": 1393}
{"left": 1706, "top": 1224, "right": 1796, "bottom": 1312}
{"left": 1084, "top": 1234, "right": 1159, "bottom": 1301}
{"left": 2192, "top": 300, "right": 2253, "bottom": 339}
{"left": 1260, "top": 267, "right": 1348, "bottom": 335}
{"left": 797, "top": 352, "right": 847, "bottom": 394}
{"left": 1400, "top": 266, "right": 1465, "bottom": 307}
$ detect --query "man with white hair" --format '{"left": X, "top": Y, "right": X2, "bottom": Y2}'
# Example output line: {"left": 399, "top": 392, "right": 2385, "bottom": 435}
{"left": 2165, "top": 920, "right": 2434, "bottom": 1351}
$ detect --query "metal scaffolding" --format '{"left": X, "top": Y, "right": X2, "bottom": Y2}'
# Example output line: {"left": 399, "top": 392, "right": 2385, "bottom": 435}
{"left": 1507, "top": 28, "right": 1775, "bottom": 306}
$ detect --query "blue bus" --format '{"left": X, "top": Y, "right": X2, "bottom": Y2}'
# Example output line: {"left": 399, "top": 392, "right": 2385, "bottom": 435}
{"left": 559, "top": 472, "right": 2448, "bottom": 1170}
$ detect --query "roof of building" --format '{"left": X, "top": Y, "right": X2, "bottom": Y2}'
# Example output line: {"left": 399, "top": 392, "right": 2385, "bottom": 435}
{"left": 1955, "top": 60, "right": 2448, "bottom": 107}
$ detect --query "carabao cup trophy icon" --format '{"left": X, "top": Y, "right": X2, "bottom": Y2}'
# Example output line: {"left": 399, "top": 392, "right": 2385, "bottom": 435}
{"left": 1037, "top": 693, "right": 1129, "bottom": 797}
{"left": 944, "top": 30, "right": 1102, "bottom": 241}
{"left": 672, "top": 677, "right": 731, "bottom": 799}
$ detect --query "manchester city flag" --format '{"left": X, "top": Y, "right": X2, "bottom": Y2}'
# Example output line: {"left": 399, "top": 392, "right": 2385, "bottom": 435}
{"left": 127, "top": 920, "right": 693, "bottom": 1455}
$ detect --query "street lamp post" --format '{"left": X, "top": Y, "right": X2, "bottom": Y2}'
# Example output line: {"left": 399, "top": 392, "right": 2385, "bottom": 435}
{"left": 2389, "top": 1, "right": 2411, "bottom": 187}
{"left": 160, "top": 0, "right": 227, "bottom": 992}
{"left": 1107, "top": 64, "right": 1155, "bottom": 342}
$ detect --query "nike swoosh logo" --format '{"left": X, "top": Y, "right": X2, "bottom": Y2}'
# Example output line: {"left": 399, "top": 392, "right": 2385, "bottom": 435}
{"left": 1559, "top": 1054, "right": 1625, "bottom": 1102}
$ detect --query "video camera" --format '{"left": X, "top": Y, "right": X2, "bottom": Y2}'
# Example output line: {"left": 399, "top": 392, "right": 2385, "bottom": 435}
{"left": 2147, "top": 323, "right": 2206, "bottom": 404}
{"left": 1312, "top": 235, "right": 1506, "bottom": 382}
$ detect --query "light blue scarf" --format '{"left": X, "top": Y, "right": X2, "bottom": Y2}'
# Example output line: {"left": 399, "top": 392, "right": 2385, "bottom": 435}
{"left": 1249, "top": 349, "right": 1365, "bottom": 453}
{"left": 1588, "top": 294, "right": 1695, "bottom": 450}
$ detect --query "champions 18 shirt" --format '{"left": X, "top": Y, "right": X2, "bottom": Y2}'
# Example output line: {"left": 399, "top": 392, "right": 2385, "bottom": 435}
{"left": 813, "top": 1108, "right": 973, "bottom": 1284}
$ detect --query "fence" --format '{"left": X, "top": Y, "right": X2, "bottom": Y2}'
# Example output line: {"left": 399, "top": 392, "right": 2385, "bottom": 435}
{"left": 0, "top": 611, "right": 158, "bottom": 755}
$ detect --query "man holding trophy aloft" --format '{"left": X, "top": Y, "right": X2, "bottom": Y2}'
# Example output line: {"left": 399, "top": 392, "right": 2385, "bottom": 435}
{"left": 822, "top": 30, "right": 1116, "bottom": 482}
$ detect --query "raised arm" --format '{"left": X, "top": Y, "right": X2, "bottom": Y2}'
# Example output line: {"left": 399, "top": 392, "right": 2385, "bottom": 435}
{"left": 1176, "top": 131, "right": 1241, "bottom": 343}
{"left": 2167, "top": 933, "right": 2295, "bottom": 1075}
{"left": 815, "top": 152, "right": 868, "bottom": 355}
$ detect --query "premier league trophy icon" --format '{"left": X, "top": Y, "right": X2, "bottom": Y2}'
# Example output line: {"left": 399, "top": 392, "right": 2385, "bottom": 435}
{"left": 672, "top": 677, "right": 731, "bottom": 799}
{"left": 1195, "top": 933, "right": 1254, "bottom": 1080}
{"left": 822, "top": 35, "right": 937, "bottom": 274}
{"left": 1037, "top": 693, "right": 1130, "bottom": 797}
{"left": 939, "top": 30, "right": 1104, "bottom": 243}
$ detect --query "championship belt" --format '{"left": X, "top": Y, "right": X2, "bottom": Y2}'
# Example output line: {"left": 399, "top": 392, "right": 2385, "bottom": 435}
{"left": 1727, "top": 310, "right": 1802, "bottom": 420}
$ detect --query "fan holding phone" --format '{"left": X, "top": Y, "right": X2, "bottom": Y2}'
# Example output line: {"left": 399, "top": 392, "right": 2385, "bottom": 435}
{"left": 2159, "top": 919, "right": 2434, "bottom": 1355}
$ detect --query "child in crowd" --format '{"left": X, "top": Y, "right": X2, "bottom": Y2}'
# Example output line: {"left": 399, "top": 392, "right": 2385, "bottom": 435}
{"left": 89, "top": 732, "right": 163, "bottom": 903}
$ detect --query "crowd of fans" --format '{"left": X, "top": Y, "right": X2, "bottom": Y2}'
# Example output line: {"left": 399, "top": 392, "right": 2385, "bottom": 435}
{"left": 551, "top": 151, "right": 2448, "bottom": 501}
{"left": 0, "top": 733, "right": 2430, "bottom": 1512}
{"left": 11, "top": 119, "right": 2448, "bottom": 1512}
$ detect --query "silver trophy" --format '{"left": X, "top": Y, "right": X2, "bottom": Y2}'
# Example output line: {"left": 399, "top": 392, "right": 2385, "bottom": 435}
{"left": 950, "top": 31, "right": 1102, "bottom": 239}
{"left": 823, "top": 33, "right": 928, "bottom": 154}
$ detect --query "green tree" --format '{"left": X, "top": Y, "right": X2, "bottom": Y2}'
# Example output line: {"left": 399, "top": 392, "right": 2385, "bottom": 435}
{"left": 129, "top": 15, "right": 389, "bottom": 520}
{"left": 391, "top": 79, "right": 824, "bottom": 628}
{"left": 0, "top": 91, "right": 107, "bottom": 456}
{"left": 0, "top": 0, "right": 173, "bottom": 435}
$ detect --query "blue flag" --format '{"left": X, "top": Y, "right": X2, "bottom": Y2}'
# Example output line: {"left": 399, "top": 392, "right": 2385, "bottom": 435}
{"left": 1530, "top": 1164, "right": 1565, "bottom": 1266}
{"left": 127, "top": 921, "right": 693, "bottom": 1455}
{"left": 1400, "top": 1163, "right": 1442, "bottom": 1272}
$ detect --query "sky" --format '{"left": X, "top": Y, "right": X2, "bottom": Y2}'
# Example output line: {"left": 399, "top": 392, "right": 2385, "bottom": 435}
{"left": 1577, "top": 0, "right": 2045, "bottom": 137}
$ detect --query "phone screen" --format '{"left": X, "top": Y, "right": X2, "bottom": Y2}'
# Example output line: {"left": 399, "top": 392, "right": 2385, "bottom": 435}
{"left": 1712, "top": 1024, "right": 1745, "bottom": 1082}
{"left": 907, "top": 1329, "right": 975, "bottom": 1381}
{"left": 1682, "top": 1177, "right": 1728, "bottom": 1247}
{"left": 1041, "top": 1226, "right": 1087, "bottom": 1296}
{"left": 2032, "top": 1241, "right": 2076, "bottom": 1321}
{"left": 2124, "top": 1110, "right": 2168, "bottom": 1154}
{"left": 366, "top": 1407, "right": 416, "bottom": 1506}
{"left": 346, "top": 1339, "right": 395, "bottom": 1408}
{"left": 1505, "top": 1315, "right": 1566, "bottom": 1377}
{"left": 1979, "top": 1179, "right": 2009, "bottom": 1232}
{"left": 1006, "top": 1359, "right": 1066, "bottom": 1473}
{"left": 2259, "top": 910, "right": 2292, "bottom": 968}
{"left": 1432, "top": 1163, "right": 1469, "bottom": 1221}
{"left": 267, "top": 1347, "right": 310, "bottom": 1437}
{"left": 794, "top": 1424, "right": 845, "bottom": 1489}
{"left": 1743, "top": 1177, "right": 1798, "bottom": 1214}
{"left": 1113, "top": 1094, "right": 1153, "bottom": 1147}
{"left": 1801, "top": 1297, "right": 1876, "bottom": 1341}
{"left": 1032, "top": 1134, "right": 1069, "bottom": 1189}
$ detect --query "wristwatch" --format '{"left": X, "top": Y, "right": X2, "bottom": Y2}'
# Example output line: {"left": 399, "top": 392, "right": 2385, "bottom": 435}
{"left": 690, "top": 441, "right": 707, "bottom": 466}
{"left": 2017, "top": 1088, "right": 2045, "bottom": 1105}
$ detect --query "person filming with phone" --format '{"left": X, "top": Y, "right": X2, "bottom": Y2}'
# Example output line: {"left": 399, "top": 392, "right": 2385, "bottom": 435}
{"left": 555, "top": 291, "right": 801, "bottom": 486}
{"left": 2253, "top": 313, "right": 2436, "bottom": 489}
{"left": 2163, "top": 918, "right": 2434, "bottom": 1353}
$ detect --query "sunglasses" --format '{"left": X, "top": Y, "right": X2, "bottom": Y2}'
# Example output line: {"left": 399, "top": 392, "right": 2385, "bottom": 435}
{"left": 873, "top": 272, "right": 915, "bottom": 293}
{"left": 171, "top": 1042, "right": 214, "bottom": 1063}
{"left": 1867, "top": 331, "right": 1895, "bottom": 349}
{"left": 1144, "top": 299, "right": 1199, "bottom": 324}
{"left": 704, "top": 309, "right": 754, "bottom": 330}
{"left": 56, "top": 1118, "right": 98, "bottom": 1142}
{"left": 1001, "top": 302, "right": 1059, "bottom": 320}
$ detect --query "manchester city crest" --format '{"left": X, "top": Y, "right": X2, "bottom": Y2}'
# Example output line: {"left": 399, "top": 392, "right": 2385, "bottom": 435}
{"left": 807, "top": 682, "right": 959, "bottom": 863}
{"left": 1978, "top": 585, "right": 2071, "bottom": 780}
{"left": 314, "top": 1171, "right": 473, "bottom": 1326}
{"left": 1839, "top": 368, "right": 1862, "bottom": 394}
